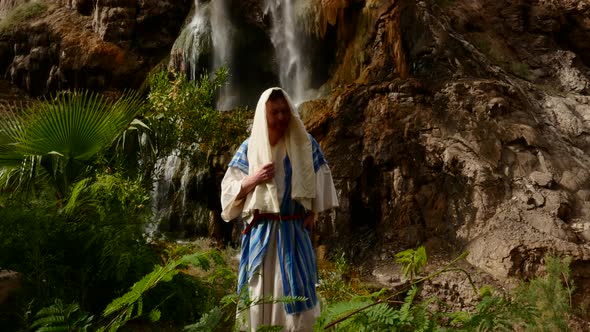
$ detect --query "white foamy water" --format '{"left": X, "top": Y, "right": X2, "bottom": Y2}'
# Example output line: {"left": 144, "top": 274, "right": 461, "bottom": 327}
{"left": 264, "top": 0, "right": 312, "bottom": 105}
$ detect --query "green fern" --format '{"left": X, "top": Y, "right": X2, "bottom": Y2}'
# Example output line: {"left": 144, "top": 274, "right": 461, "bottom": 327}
{"left": 31, "top": 300, "right": 93, "bottom": 332}
{"left": 513, "top": 255, "right": 574, "bottom": 331}
{"left": 98, "top": 250, "right": 223, "bottom": 331}
{"left": 395, "top": 246, "right": 427, "bottom": 282}
{"left": 183, "top": 307, "right": 224, "bottom": 332}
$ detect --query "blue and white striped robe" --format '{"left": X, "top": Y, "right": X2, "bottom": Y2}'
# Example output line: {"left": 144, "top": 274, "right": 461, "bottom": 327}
{"left": 229, "top": 134, "right": 327, "bottom": 314}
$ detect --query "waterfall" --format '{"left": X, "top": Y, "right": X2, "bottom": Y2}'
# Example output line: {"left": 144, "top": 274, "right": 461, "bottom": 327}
{"left": 170, "top": 0, "right": 238, "bottom": 110}
{"left": 149, "top": 150, "right": 182, "bottom": 237}
{"left": 148, "top": 146, "right": 213, "bottom": 239}
{"left": 153, "top": 0, "right": 318, "bottom": 238}
{"left": 210, "top": 0, "right": 237, "bottom": 110}
{"left": 264, "top": 0, "right": 311, "bottom": 105}
{"left": 170, "top": 1, "right": 212, "bottom": 82}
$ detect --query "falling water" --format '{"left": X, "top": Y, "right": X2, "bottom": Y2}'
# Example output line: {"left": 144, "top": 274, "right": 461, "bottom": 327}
{"left": 148, "top": 146, "right": 212, "bottom": 239}
{"left": 169, "top": 1, "right": 212, "bottom": 81}
{"left": 148, "top": 150, "right": 182, "bottom": 236}
{"left": 154, "top": 0, "right": 317, "bottom": 238}
{"left": 170, "top": 0, "right": 237, "bottom": 110}
{"left": 210, "top": 0, "right": 237, "bottom": 110}
{"left": 264, "top": 0, "right": 311, "bottom": 104}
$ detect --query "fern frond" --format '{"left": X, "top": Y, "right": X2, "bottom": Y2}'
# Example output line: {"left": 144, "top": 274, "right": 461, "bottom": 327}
{"left": 34, "top": 326, "right": 69, "bottom": 332}
{"left": 183, "top": 307, "right": 223, "bottom": 332}
{"left": 62, "top": 177, "right": 92, "bottom": 215}
{"left": 31, "top": 300, "right": 93, "bottom": 332}
{"left": 365, "top": 303, "right": 399, "bottom": 326}
{"left": 31, "top": 315, "right": 66, "bottom": 328}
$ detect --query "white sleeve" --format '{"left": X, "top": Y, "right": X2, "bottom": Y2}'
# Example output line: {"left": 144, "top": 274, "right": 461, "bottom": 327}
{"left": 312, "top": 164, "right": 339, "bottom": 213}
{"left": 220, "top": 167, "right": 247, "bottom": 221}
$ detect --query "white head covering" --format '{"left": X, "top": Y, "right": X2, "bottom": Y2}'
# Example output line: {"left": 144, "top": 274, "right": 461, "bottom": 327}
{"left": 243, "top": 87, "right": 316, "bottom": 214}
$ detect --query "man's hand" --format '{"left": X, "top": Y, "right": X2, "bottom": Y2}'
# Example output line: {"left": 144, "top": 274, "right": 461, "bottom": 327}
{"left": 252, "top": 162, "right": 275, "bottom": 185}
{"left": 303, "top": 212, "right": 315, "bottom": 232}
{"left": 237, "top": 162, "right": 275, "bottom": 200}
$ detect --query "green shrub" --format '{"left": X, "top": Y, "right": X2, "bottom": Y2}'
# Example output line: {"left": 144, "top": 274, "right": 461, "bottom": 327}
{"left": 146, "top": 68, "right": 250, "bottom": 158}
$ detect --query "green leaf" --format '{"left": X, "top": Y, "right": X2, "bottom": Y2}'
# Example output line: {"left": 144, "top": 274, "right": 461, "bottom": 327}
{"left": 0, "top": 90, "right": 144, "bottom": 196}
{"left": 183, "top": 307, "right": 223, "bottom": 332}
{"left": 148, "top": 309, "right": 161, "bottom": 322}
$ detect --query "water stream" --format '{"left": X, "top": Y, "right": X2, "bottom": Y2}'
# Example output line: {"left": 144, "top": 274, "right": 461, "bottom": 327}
{"left": 169, "top": 1, "right": 212, "bottom": 82}
{"left": 264, "top": 0, "right": 311, "bottom": 105}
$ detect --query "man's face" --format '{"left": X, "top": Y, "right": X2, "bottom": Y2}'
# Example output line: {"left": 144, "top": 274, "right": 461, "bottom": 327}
{"left": 266, "top": 98, "right": 291, "bottom": 135}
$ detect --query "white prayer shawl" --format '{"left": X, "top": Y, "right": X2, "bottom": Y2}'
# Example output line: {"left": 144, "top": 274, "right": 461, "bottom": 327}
{"left": 244, "top": 87, "right": 315, "bottom": 214}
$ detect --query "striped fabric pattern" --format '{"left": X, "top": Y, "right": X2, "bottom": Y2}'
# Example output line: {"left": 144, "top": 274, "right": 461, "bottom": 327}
{"left": 234, "top": 134, "right": 326, "bottom": 314}
{"left": 228, "top": 138, "right": 250, "bottom": 174}
{"left": 309, "top": 135, "right": 327, "bottom": 173}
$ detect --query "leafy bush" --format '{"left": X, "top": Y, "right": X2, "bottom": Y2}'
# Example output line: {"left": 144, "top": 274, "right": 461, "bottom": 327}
{"left": 0, "top": 180, "right": 158, "bottom": 327}
{"left": 146, "top": 68, "right": 250, "bottom": 158}
{"left": 27, "top": 246, "right": 235, "bottom": 332}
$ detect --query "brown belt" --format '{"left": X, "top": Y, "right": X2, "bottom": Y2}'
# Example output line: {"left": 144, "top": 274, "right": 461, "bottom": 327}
{"left": 241, "top": 210, "right": 305, "bottom": 235}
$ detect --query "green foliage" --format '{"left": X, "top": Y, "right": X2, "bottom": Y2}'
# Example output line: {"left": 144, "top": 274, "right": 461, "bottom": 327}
{"left": 318, "top": 250, "right": 579, "bottom": 332}
{"left": 31, "top": 300, "right": 93, "bottom": 332}
{"left": 450, "top": 256, "right": 575, "bottom": 332}
{"left": 183, "top": 307, "right": 223, "bottom": 332}
{"left": 0, "top": 0, "right": 48, "bottom": 33}
{"left": 317, "top": 253, "right": 358, "bottom": 304}
{"left": 98, "top": 249, "right": 230, "bottom": 331}
{"left": 146, "top": 68, "right": 250, "bottom": 157}
{"left": 316, "top": 286, "right": 434, "bottom": 332}
{"left": 513, "top": 255, "right": 574, "bottom": 331}
{"left": 62, "top": 172, "right": 149, "bottom": 223}
{"left": 449, "top": 286, "right": 537, "bottom": 331}
{"left": 395, "top": 245, "right": 427, "bottom": 282}
{"left": 0, "top": 90, "right": 145, "bottom": 196}
{"left": 0, "top": 174, "right": 157, "bottom": 329}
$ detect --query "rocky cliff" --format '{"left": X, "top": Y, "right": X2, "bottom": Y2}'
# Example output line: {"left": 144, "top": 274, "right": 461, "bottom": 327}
{"left": 0, "top": 0, "right": 190, "bottom": 96}
{"left": 300, "top": 0, "right": 590, "bottom": 311}
{"left": 1, "top": 0, "right": 590, "bottom": 315}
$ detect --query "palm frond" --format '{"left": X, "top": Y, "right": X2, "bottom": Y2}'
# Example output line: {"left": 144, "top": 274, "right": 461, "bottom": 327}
{"left": 0, "top": 90, "right": 145, "bottom": 195}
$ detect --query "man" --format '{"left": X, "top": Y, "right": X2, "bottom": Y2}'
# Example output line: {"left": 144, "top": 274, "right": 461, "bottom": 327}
{"left": 220, "top": 87, "right": 338, "bottom": 331}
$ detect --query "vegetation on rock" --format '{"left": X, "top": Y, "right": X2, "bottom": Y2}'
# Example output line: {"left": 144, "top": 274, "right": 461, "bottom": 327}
{"left": 0, "top": 0, "right": 48, "bottom": 33}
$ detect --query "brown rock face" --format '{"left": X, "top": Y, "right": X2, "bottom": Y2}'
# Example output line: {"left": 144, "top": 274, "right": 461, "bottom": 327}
{"left": 92, "top": 0, "right": 137, "bottom": 44}
{"left": 0, "top": 0, "right": 191, "bottom": 96}
{"left": 299, "top": 0, "right": 590, "bottom": 308}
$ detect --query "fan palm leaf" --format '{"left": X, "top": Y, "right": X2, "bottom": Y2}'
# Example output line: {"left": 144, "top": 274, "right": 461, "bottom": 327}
{"left": 0, "top": 90, "right": 145, "bottom": 195}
